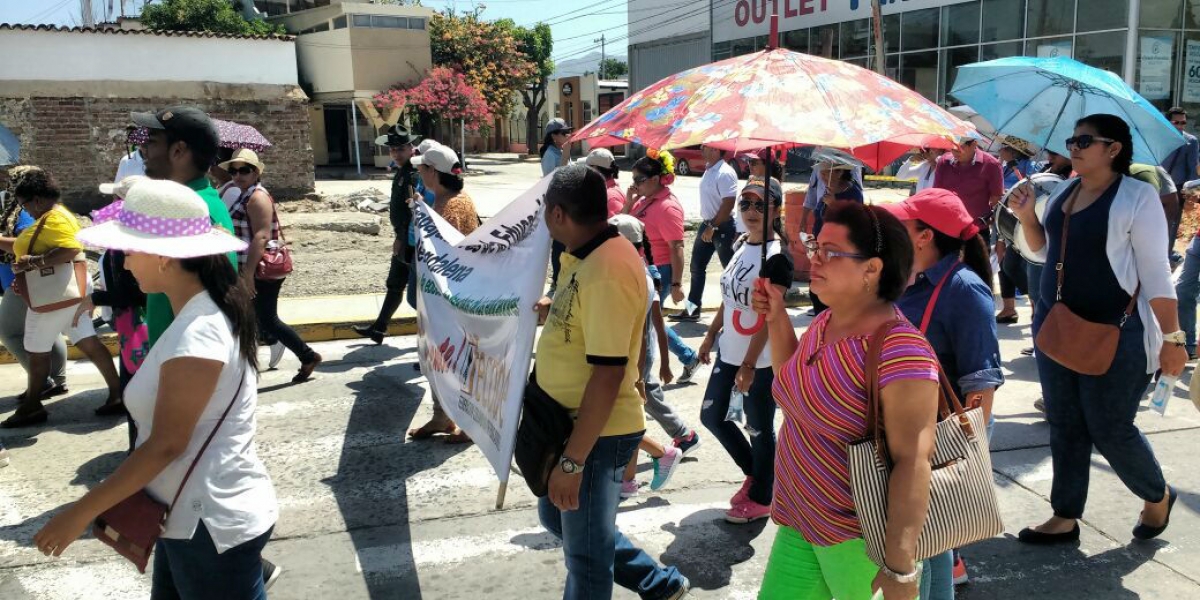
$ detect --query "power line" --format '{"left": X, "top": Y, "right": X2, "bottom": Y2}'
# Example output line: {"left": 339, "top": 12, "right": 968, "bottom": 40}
{"left": 552, "top": 0, "right": 735, "bottom": 62}
{"left": 20, "top": 0, "right": 76, "bottom": 24}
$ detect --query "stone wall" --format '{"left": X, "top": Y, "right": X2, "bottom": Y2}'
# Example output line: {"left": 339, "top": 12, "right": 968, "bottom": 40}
{"left": 0, "top": 85, "right": 315, "bottom": 213}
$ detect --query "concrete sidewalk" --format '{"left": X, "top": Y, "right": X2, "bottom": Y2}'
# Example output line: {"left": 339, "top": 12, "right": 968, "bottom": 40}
{"left": 0, "top": 278, "right": 812, "bottom": 364}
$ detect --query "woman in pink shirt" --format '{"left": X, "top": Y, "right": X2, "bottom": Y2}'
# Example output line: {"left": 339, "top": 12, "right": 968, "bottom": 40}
{"left": 622, "top": 151, "right": 702, "bottom": 381}
{"left": 583, "top": 148, "right": 627, "bottom": 218}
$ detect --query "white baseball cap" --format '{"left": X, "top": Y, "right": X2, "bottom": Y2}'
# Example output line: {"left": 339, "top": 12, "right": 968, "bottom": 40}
{"left": 416, "top": 139, "right": 440, "bottom": 155}
{"left": 609, "top": 214, "right": 644, "bottom": 244}
{"left": 410, "top": 144, "right": 461, "bottom": 175}
{"left": 581, "top": 148, "right": 616, "bottom": 169}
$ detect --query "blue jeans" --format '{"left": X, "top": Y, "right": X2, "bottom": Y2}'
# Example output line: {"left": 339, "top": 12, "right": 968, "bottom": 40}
{"left": 151, "top": 522, "right": 273, "bottom": 600}
{"left": 538, "top": 432, "right": 688, "bottom": 600}
{"left": 1175, "top": 235, "right": 1200, "bottom": 353}
{"left": 1026, "top": 262, "right": 1044, "bottom": 318}
{"left": 687, "top": 221, "right": 737, "bottom": 310}
{"left": 654, "top": 264, "right": 698, "bottom": 366}
{"left": 919, "top": 550, "right": 955, "bottom": 600}
{"left": 699, "top": 356, "right": 776, "bottom": 505}
{"left": 1033, "top": 303, "right": 1166, "bottom": 519}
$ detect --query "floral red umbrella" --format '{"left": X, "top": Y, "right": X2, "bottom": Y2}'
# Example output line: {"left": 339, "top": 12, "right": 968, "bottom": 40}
{"left": 571, "top": 47, "right": 973, "bottom": 154}
{"left": 128, "top": 118, "right": 272, "bottom": 152}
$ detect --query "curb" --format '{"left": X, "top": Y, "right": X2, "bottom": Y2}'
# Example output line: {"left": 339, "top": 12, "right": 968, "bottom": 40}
{"left": 0, "top": 292, "right": 811, "bottom": 365}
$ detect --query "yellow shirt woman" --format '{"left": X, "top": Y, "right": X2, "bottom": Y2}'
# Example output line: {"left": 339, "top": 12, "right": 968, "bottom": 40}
{"left": 14, "top": 205, "right": 83, "bottom": 258}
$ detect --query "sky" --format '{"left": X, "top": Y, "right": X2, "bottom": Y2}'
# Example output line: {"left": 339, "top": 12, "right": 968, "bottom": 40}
{"left": 0, "top": 0, "right": 630, "bottom": 63}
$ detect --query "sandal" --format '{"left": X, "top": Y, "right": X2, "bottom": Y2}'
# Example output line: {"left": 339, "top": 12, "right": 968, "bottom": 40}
{"left": 407, "top": 421, "right": 456, "bottom": 440}
{"left": 293, "top": 353, "right": 323, "bottom": 383}
{"left": 995, "top": 312, "right": 1019, "bottom": 324}
{"left": 1, "top": 408, "right": 49, "bottom": 429}
{"left": 443, "top": 429, "right": 474, "bottom": 445}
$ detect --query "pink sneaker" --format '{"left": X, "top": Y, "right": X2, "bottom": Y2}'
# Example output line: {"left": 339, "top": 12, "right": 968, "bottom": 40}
{"left": 731, "top": 476, "right": 754, "bottom": 506}
{"left": 725, "top": 498, "right": 771, "bottom": 524}
{"left": 650, "top": 446, "right": 683, "bottom": 491}
{"left": 620, "top": 479, "right": 641, "bottom": 499}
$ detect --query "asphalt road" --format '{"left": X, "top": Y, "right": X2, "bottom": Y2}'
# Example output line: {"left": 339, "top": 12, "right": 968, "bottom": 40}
{"left": 2, "top": 304, "right": 1200, "bottom": 599}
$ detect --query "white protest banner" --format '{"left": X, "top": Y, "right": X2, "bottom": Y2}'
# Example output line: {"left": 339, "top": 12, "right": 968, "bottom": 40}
{"left": 413, "top": 177, "right": 551, "bottom": 507}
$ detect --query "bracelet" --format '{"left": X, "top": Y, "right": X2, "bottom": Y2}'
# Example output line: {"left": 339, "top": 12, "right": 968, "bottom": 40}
{"left": 740, "top": 362, "right": 755, "bottom": 370}
{"left": 671, "top": 282, "right": 682, "bottom": 288}
{"left": 879, "top": 561, "right": 921, "bottom": 583}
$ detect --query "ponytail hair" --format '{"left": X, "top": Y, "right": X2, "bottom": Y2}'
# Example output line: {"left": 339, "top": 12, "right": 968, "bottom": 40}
{"left": 179, "top": 255, "right": 259, "bottom": 371}
{"left": 918, "top": 220, "right": 993, "bottom": 291}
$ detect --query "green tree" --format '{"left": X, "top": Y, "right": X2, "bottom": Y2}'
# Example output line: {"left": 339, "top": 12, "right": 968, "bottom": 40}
{"left": 506, "top": 21, "right": 554, "bottom": 155}
{"left": 140, "top": 0, "right": 286, "bottom": 36}
{"left": 598, "top": 58, "right": 628, "bottom": 80}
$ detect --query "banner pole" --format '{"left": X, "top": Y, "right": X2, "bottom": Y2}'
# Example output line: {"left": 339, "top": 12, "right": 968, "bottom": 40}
{"left": 495, "top": 480, "right": 509, "bottom": 510}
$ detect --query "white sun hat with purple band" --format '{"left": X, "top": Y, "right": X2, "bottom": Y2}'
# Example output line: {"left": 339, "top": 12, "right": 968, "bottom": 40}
{"left": 77, "top": 178, "right": 248, "bottom": 258}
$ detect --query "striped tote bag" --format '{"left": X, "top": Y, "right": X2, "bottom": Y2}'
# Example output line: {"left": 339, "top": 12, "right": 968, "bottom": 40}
{"left": 848, "top": 320, "right": 1003, "bottom": 567}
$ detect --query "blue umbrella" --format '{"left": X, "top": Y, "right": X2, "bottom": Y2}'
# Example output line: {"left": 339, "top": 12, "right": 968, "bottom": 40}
{"left": 0, "top": 124, "right": 18, "bottom": 166}
{"left": 950, "top": 56, "right": 1184, "bottom": 165}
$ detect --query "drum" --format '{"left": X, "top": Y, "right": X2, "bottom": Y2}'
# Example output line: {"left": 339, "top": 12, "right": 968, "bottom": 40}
{"left": 993, "top": 172, "right": 1064, "bottom": 265}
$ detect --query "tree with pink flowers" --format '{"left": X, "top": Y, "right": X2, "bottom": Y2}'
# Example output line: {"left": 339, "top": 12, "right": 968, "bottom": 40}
{"left": 373, "top": 67, "right": 493, "bottom": 133}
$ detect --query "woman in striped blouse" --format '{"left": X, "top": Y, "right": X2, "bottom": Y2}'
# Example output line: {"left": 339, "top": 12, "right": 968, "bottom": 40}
{"left": 751, "top": 202, "right": 941, "bottom": 600}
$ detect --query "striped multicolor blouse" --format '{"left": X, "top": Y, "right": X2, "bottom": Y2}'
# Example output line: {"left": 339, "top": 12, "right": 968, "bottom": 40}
{"left": 771, "top": 308, "right": 939, "bottom": 546}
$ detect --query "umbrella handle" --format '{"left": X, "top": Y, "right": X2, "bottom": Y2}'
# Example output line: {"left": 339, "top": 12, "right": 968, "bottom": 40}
{"left": 731, "top": 308, "right": 766, "bottom": 335}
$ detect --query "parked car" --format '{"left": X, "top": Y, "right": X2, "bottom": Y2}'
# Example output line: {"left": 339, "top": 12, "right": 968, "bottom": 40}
{"left": 671, "top": 146, "right": 751, "bottom": 178}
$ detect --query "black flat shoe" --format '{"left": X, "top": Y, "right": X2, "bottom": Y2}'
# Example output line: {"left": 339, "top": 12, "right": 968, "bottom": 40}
{"left": 1, "top": 409, "right": 49, "bottom": 429}
{"left": 352, "top": 325, "right": 385, "bottom": 345}
{"left": 1018, "top": 523, "right": 1080, "bottom": 545}
{"left": 996, "top": 313, "right": 1019, "bottom": 324}
{"left": 1133, "top": 486, "right": 1177, "bottom": 540}
{"left": 16, "top": 382, "right": 69, "bottom": 402}
{"left": 94, "top": 400, "right": 126, "bottom": 417}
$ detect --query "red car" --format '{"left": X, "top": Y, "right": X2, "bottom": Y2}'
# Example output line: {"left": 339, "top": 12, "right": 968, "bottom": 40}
{"left": 671, "top": 146, "right": 751, "bottom": 178}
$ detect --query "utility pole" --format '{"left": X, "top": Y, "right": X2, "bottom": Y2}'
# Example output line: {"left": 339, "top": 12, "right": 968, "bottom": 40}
{"left": 595, "top": 34, "right": 606, "bottom": 79}
{"left": 872, "top": 0, "right": 886, "bottom": 75}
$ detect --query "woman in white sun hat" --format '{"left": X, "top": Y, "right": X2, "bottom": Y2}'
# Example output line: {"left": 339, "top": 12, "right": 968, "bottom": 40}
{"left": 34, "top": 178, "right": 279, "bottom": 599}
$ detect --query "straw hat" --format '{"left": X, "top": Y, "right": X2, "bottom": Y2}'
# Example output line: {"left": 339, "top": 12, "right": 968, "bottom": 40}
{"left": 76, "top": 178, "right": 248, "bottom": 258}
{"left": 218, "top": 148, "right": 266, "bottom": 174}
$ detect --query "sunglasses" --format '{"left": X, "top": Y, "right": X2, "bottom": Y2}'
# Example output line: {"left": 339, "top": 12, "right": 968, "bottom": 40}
{"left": 1064, "top": 134, "right": 1116, "bottom": 150}
{"left": 1172, "top": 120, "right": 1187, "bottom": 126}
{"left": 633, "top": 174, "right": 653, "bottom": 184}
{"left": 738, "top": 199, "right": 767, "bottom": 213}
{"left": 227, "top": 166, "right": 256, "bottom": 175}
{"left": 803, "top": 239, "right": 866, "bottom": 263}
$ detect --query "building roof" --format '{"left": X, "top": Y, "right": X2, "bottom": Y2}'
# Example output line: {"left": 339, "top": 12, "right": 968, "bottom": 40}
{"left": 0, "top": 23, "right": 294, "bottom": 42}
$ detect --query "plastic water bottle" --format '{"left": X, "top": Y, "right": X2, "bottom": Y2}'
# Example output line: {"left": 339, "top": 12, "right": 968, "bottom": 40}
{"left": 726, "top": 389, "right": 745, "bottom": 423}
{"left": 1150, "top": 374, "right": 1176, "bottom": 416}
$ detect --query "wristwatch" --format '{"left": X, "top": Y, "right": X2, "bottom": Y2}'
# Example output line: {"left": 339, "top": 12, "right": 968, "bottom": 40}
{"left": 879, "top": 562, "right": 921, "bottom": 584}
{"left": 1163, "top": 330, "right": 1187, "bottom": 346}
{"left": 558, "top": 455, "right": 585, "bottom": 475}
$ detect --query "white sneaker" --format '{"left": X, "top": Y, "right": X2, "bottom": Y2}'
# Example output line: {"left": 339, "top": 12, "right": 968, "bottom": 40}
{"left": 262, "top": 558, "right": 283, "bottom": 591}
{"left": 678, "top": 358, "right": 702, "bottom": 384}
{"left": 268, "top": 342, "right": 286, "bottom": 370}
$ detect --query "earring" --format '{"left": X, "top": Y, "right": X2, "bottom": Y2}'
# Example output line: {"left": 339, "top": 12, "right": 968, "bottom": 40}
{"left": 863, "top": 276, "right": 870, "bottom": 292}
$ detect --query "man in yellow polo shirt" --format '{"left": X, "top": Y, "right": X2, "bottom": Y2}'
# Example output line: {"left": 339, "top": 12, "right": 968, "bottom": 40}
{"left": 534, "top": 163, "right": 689, "bottom": 599}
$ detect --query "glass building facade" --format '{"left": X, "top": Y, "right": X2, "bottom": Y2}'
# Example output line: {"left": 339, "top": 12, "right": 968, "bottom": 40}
{"left": 713, "top": 1, "right": 1200, "bottom": 118}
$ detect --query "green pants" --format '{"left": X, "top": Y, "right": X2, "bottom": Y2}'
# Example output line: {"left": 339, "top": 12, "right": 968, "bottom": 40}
{"left": 759, "top": 526, "right": 887, "bottom": 600}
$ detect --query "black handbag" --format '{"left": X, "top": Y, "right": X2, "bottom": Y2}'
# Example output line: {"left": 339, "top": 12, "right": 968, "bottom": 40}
{"left": 514, "top": 373, "right": 574, "bottom": 497}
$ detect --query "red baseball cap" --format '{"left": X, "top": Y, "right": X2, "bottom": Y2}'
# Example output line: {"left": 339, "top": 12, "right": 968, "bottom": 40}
{"left": 882, "top": 188, "right": 980, "bottom": 240}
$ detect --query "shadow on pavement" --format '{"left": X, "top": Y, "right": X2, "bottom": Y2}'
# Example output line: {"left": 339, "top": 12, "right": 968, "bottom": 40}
{"left": 960, "top": 534, "right": 1162, "bottom": 599}
{"left": 659, "top": 508, "right": 767, "bottom": 591}
{"left": 331, "top": 360, "right": 469, "bottom": 599}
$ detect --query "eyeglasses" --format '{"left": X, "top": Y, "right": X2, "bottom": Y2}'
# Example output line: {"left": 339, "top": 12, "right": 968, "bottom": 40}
{"left": 738, "top": 199, "right": 767, "bottom": 213}
{"left": 1065, "top": 134, "right": 1116, "bottom": 150}
{"left": 227, "top": 166, "right": 256, "bottom": 175}
{"left": 803, "top": 239, "right": 866, "bottom": 263}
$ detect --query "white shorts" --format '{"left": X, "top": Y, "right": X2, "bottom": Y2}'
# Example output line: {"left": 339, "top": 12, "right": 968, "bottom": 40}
{"left": 24, "top": 304, "right": 96, "bottom": 353}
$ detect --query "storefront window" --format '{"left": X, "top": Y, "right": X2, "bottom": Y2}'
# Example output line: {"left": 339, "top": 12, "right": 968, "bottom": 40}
{"left": 1076, "top": 30, "right": 1127, "bottom": 77}
{"left": 713, "top": 41, "right": 732, "bottom": 61}
{"left": 731, "top": 37, "right": 756, "bottom": 57}
{"left": 982, "top": 0, "right": 1024, "bottom": 42}
{"left": 980, "top": 41, "right": 1023, "bottom": 61}
{"left": 883, "top": 14, "right": 901, "bottom": 54}
{"left": 1077, "top": 0, "right": 1128, "bottom": 32}
{"left": 886, "top": 53, "right": 900, "bottom": 81}
{"left": 902, "top": 8, "right": 939, "bottom": 51}
{"left": 1138, "top": 30, "right": 1181, "bottom": 111}
{"left": 1142, "top": 0, "right": 1183, "bottom": 29}
{"left": 1026, "top": 0, "right": 1074, "bottom": 38}
{"left": 1029, "top": 36, "right": 1073, "bottom": 59}
{"left": 812, "top": 24, "right": 840, "bottom": 58}
{"left": 842, "top": 18, "right": 872, "bottom": 59}
{"left": 1179, "top": 31, "right": 1200, "bottom": 119}
{"left": 942, "top": 1, "right": 981, "bottom": 47}
{"left": 900, "top": 51, "right": 939, "bottom": 101}
{"left": 940, "top": 46, "right": 979, "bottom": 104}
{"left": 783, "top": 29, "right": 808, "bottom": 53}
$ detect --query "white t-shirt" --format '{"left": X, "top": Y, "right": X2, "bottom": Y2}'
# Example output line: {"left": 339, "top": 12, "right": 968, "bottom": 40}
{"left": 717, "top": 239, "right": 781, "bottom": 368}
{"left": 896, "top": 158, "right": 935, "bottom": 191}
{"left": 124, "top": 292, "right": 277, "bottom": 553}
{"left": 700, "top": 160, "right": 743, "bottom": 232}
{"left": 219, "top": 181, "right": 242, "bottom": 210}
{"left": 113, "top": 150, "right": 145, "bottom": 184}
